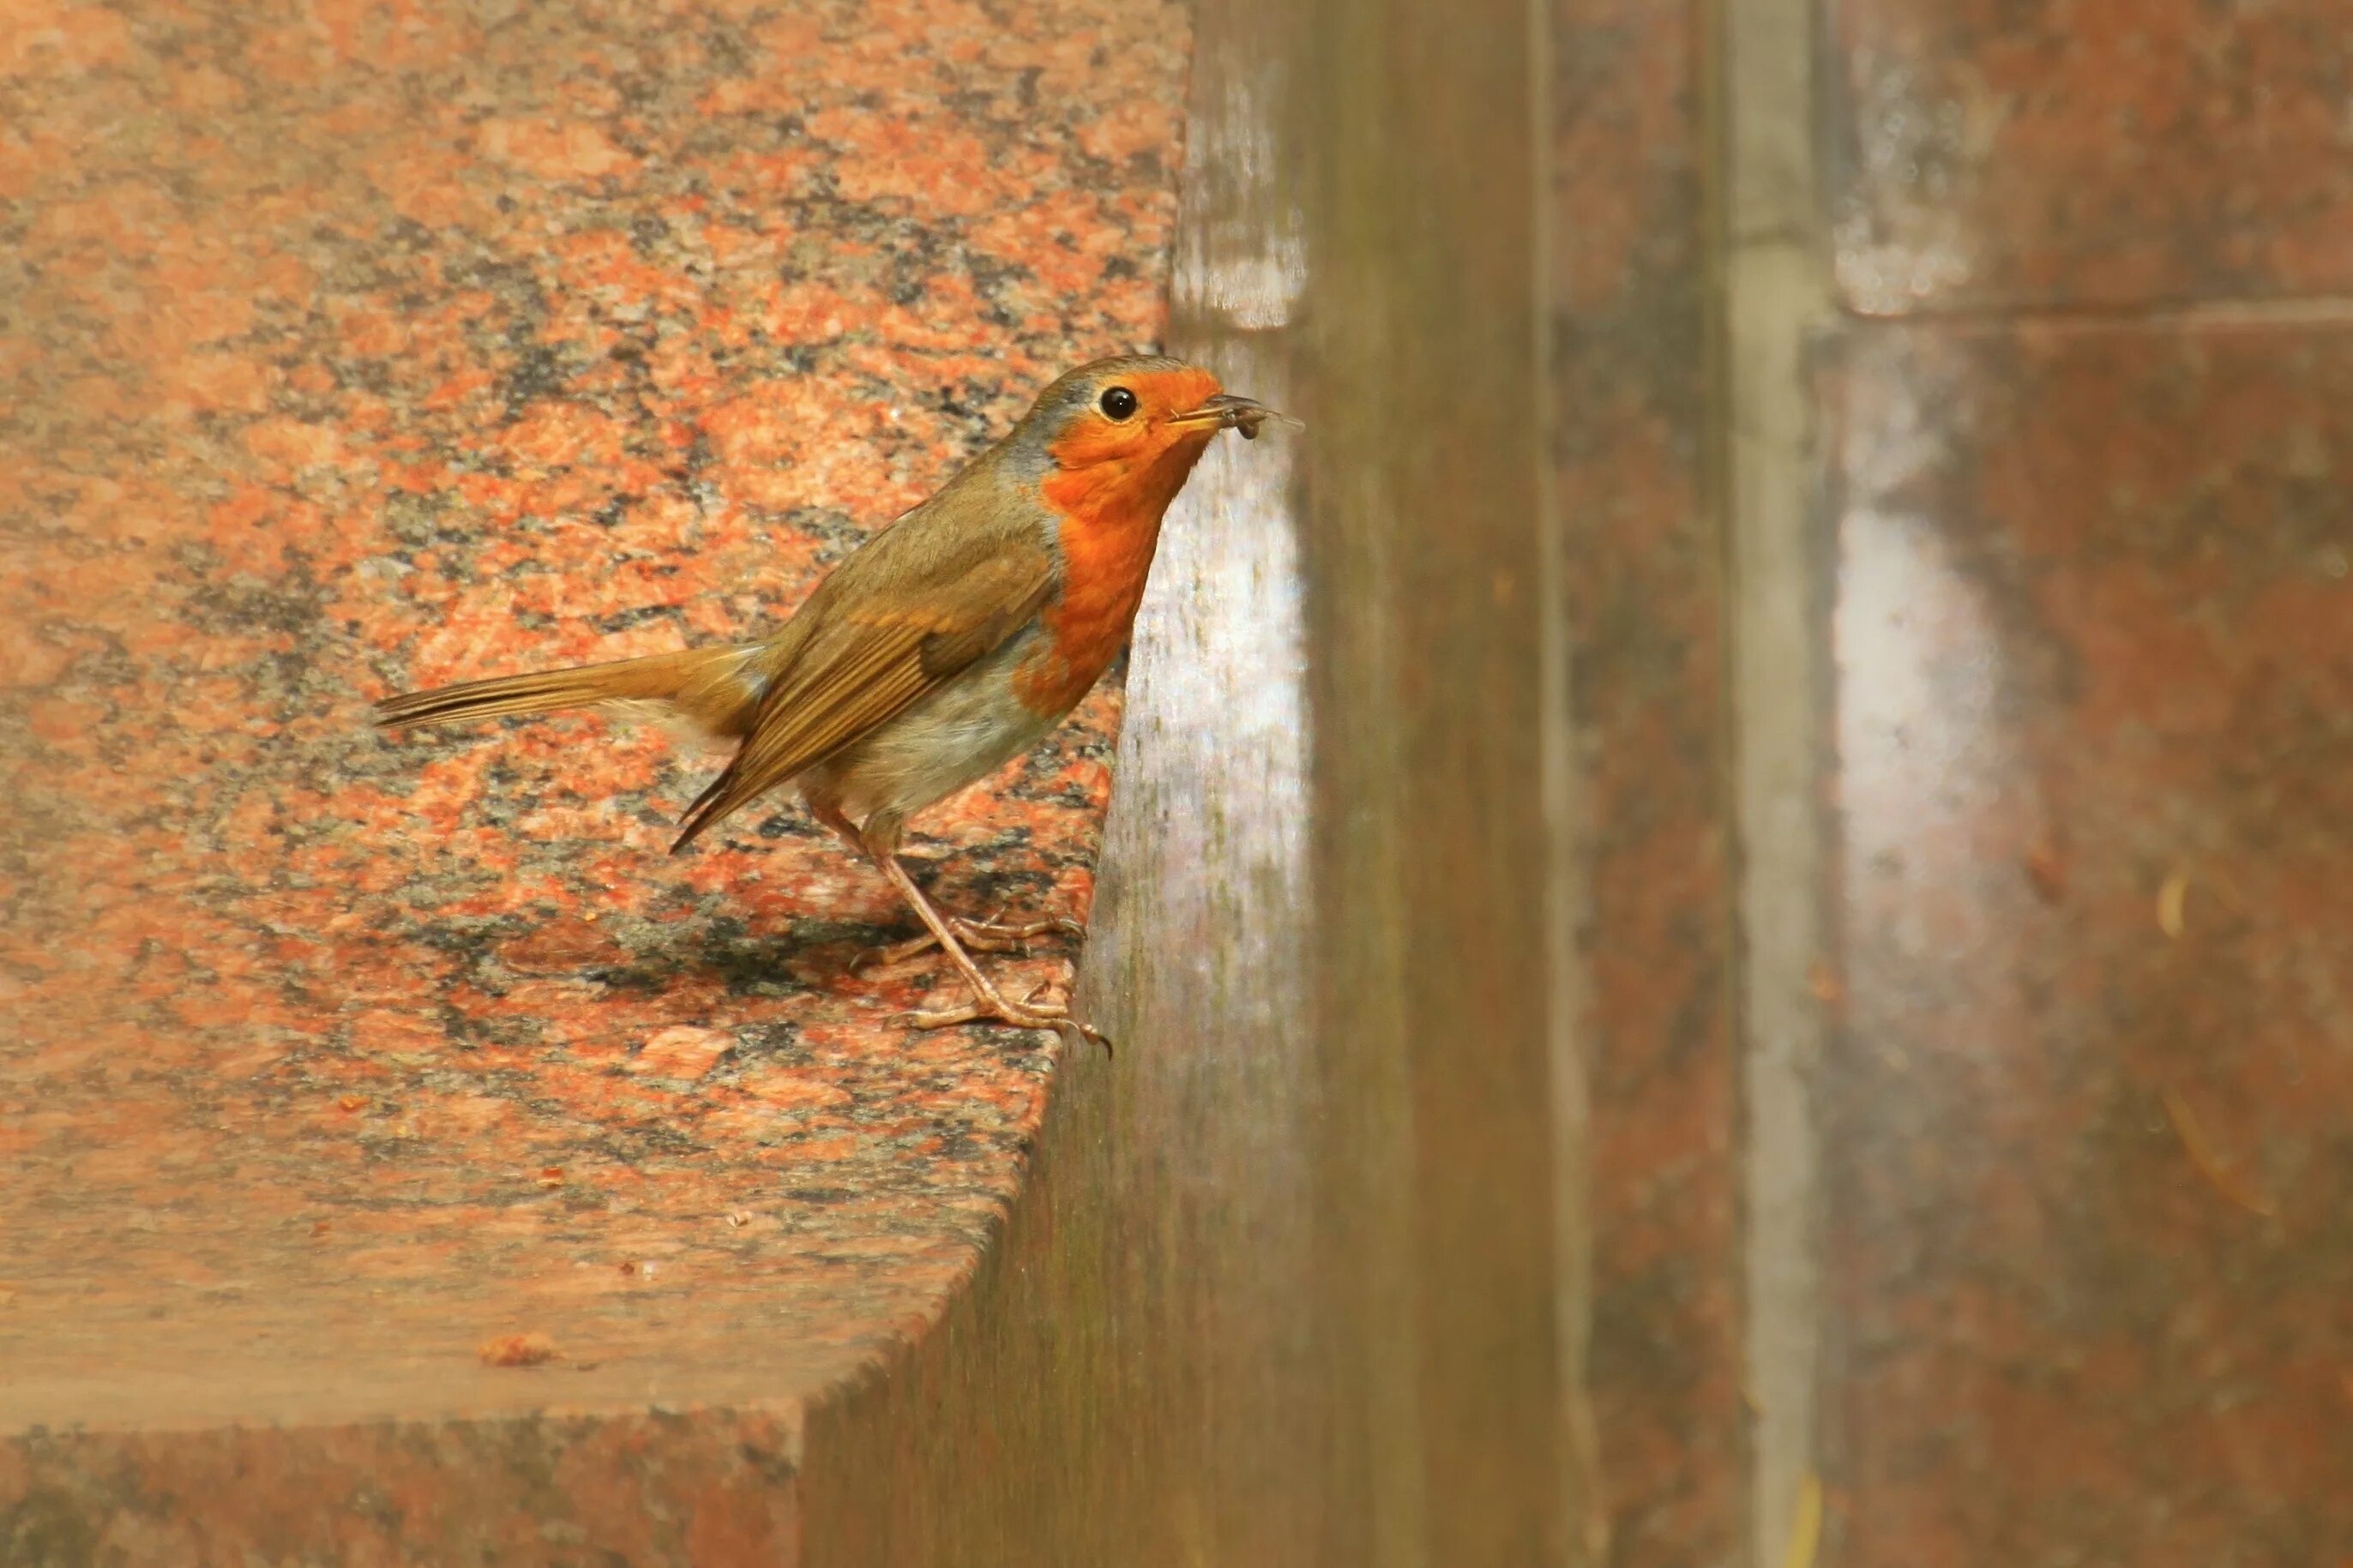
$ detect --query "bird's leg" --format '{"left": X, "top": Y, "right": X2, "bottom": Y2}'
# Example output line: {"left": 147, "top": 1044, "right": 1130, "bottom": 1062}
{"left": 810, "top": 799, "right": 1080, "bottom": 970}
{"left": 804, "top": 797, "right": 868, "bottom": 857}
{"left": 869, "top": 846, "right": 1110, "bottom": 1054}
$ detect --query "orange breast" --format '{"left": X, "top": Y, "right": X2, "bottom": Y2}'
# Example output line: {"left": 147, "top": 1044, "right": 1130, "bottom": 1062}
{"left": 1013, "top": 433, "right": 1214, "bottom": 715}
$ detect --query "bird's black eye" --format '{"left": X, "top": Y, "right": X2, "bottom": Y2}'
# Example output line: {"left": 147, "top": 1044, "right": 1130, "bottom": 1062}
{"left": 1098, "top": 386, "right": 1139, "bottom": 421}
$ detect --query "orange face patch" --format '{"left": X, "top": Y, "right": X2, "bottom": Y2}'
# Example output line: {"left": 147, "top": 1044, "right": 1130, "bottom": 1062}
{"left": 1014, "top": 368, "right": 1225, "bottom": 713}
{"left": 1037, "top": 366, "right": 1222, "bottom": 475}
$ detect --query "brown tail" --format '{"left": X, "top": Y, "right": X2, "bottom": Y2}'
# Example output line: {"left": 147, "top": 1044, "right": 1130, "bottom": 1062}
{"left": 373, "top": 645, "right": 767, "bottom": 739}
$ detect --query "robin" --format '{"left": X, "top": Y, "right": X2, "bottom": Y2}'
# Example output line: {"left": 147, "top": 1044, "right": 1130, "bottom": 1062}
{"left": 375, "top": 355, "right": 1290, "bottom": 1048}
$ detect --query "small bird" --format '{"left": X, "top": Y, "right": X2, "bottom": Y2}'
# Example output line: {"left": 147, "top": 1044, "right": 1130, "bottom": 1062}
{"left": 375, "top": 355, "right": 1289, "bottom": 1046}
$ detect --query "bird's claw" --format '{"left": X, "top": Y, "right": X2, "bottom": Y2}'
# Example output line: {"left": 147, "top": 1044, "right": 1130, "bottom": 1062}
{"left": 892, "top": 978, "right": 1112, "bottom": 1055}
{"left": 850, "top": 907, "right": 1084, "bottom": 973}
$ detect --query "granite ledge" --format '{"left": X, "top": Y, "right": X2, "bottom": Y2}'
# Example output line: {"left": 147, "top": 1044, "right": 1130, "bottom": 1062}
{"left": 0, "top": 0, "right": 1189, "bottom": 1556}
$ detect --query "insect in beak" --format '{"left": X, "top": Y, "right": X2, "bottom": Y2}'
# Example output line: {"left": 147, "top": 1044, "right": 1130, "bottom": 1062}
{"left": 1165, "top": 393, "right": 1300, "bottom": 441}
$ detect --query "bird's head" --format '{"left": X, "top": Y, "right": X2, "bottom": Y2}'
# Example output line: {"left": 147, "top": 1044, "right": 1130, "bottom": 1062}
{"left": 1004, "top": 355, "right": 1290, "bottom": 525}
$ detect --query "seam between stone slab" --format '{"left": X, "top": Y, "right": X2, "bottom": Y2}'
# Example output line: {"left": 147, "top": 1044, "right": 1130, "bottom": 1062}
{"left": 1724, "top": 0, "right": 1834, "bottom": 1563}
{"left": 1834, "top": 296, "right": 2353, "bottom": 328}
{"left": 3, "top": 1399, "right": 810, "bottom": 1452}
{"left": 1532, "top": 0, "right": 1607, "bottom": 1559}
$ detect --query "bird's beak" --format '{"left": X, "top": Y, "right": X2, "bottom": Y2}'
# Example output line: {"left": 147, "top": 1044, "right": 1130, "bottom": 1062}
{"left": 1166, "top": 392, "right": 1299, "bottom": 441}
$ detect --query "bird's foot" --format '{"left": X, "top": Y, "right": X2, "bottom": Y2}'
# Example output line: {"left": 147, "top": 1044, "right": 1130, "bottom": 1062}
{"left": 851, "top": 907, "right": 1084, "bottom": 972}
{"left": 895, "top": 978, "right": 1112, "bottom": 1055}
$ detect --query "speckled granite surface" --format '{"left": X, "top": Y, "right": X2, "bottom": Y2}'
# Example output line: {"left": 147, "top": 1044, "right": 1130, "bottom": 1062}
{"left": 0, "top": 0, "right": 1187, "bottom": 1543}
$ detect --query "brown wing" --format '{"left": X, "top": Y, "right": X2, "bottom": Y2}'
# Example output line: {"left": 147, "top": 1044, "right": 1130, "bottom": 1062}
{"left": 671, "top": 500, "right": 1056, "bottom": 850}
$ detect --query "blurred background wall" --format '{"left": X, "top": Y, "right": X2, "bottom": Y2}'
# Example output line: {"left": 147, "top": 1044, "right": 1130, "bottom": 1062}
{"left": 1574, "top": 1, "right": 2353, "bottom": 1565}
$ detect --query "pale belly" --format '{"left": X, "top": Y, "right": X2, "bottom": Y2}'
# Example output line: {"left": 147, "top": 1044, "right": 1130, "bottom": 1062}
{"left": 797, "top": 628, "right": 1070, "bottom": 828}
